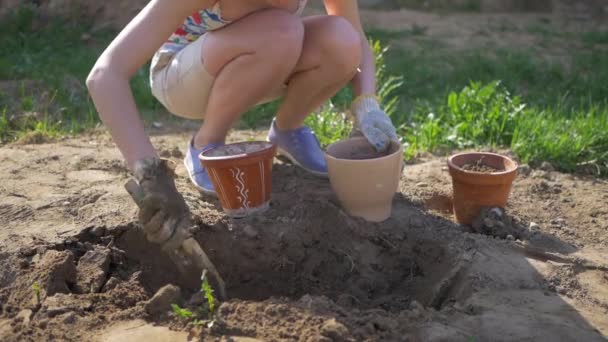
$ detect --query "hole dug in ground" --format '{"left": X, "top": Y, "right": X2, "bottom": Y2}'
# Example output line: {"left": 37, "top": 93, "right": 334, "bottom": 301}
{"left": 0, "top": 196, "right": 468, "bottom": 341}
{"left": 112, "top": 200, "right": 462, "bottom": 312}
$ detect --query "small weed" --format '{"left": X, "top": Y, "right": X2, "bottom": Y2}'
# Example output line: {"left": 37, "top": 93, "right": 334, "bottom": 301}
{"left": 305, "top": 104, "right": 351, "bottom": 148}
{"left": 32, "top": 282, "right": 41, "bottom": 305}
{"left": 0, "top": 107, "right": 11, "bottom": 142}
{"left": 201, "top": 271, "right": 216, "bottom": 316}
{"left": 171, "top": 304, "right": 194, "bottom": 319}
{"left": 171, "top": 271, "right": 219, "bottom": 328}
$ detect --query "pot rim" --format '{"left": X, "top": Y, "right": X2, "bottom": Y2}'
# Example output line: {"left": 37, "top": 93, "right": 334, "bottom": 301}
{"left": 200, "top": 141, "right": 275, "bottom": 162}
{"left": 447, "top": 152, "right": 518, "bottom": 176}
{"left": 324, "top": 137, "right": 403, "bottom": 164}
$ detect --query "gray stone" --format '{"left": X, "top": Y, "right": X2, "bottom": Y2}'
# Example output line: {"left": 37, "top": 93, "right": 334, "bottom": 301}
{"left": 61, "top": 312, "right": 78, "bottom": 324}
{"left": 102, "top": 277, "right": 121, "bottom": 292}
{"left": 75, "top": 247, "right": 111, "bottom": 293}
{"left": 145, "top": 284, "right": 181, "bottom": 316}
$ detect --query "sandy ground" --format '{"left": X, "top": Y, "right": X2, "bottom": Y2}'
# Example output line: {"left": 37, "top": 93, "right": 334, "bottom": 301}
{"left": 0, "top": 129, "right": 606, "bottom": 342}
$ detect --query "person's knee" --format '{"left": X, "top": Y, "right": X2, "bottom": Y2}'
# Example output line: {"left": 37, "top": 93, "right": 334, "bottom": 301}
{"left": 258, "top": 10, "right": 304, "bottom": 68}
{"left": 319, "top": 16, "right": 362, "bottom": 77}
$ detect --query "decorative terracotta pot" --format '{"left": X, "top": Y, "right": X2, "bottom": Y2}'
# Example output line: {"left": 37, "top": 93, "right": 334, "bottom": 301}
{"left": 448, "top": 152, "right": 518, "bottom": 225}
{"left": 325, "top": 137, "right": 404, "bottom": 222}
{"left": 199, "top": 142, "right": 276, "bottom": 218}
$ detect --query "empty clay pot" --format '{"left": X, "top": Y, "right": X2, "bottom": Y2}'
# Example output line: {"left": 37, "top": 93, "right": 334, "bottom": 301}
{"left": 200, "top": 142, "right": 276, "bottom": 218}
{"left": 325, "top": 137, "right": 404, "bottom": 222}
{"left": 448, "top": 152, "right": 518, "bottom": 225}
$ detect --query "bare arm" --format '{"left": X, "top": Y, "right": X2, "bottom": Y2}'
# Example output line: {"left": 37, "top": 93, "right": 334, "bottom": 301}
{"left": 86, "top": 0, "right": 214, "bottom": 169}
{"left": 323, "top": 0, "right": 375, "bottom": 96}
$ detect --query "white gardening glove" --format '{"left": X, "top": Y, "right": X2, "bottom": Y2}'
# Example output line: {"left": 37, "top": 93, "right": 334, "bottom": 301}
{"left": 350, "top": 95, "right": 398, "bottom": 152}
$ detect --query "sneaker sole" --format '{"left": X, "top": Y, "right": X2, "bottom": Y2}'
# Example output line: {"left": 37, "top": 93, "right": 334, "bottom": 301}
{"left": 183, "top": 158, "right": 217, "bottom": 197}
{"left": 275, "top": 146, "right": 328, "bottom": 178}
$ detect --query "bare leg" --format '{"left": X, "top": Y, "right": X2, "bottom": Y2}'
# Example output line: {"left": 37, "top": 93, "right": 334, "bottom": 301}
{"left": 274, "top": 15, "right": 362, "bottom": 131}
{"left": 192, "top": 10, "right": 304, "bottom": 149}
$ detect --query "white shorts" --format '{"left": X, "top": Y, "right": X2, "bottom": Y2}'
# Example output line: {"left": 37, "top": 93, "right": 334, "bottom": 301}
{"left": 150, "top": 35, "right": 285, "bottom": 120}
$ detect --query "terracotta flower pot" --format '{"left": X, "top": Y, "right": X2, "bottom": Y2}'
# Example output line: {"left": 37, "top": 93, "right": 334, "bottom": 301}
{"left": 448, "top": 152, "right": 518, "bottom": 225}
{"left": 325, "top": 137, "right": 404, "bottom": 222}
{"left": 199, "top": 142, "right": 276, "bottom": 218}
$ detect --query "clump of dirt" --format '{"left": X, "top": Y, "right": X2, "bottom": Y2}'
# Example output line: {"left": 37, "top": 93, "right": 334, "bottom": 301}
{"left": 340, "top": 149, "right": 391, "bottom": 160}
{"left": 204, "top": 142, "right": 274, "bottom": 157}
{"left": 327, "top": 140, "right": 397, "bottom": 160}
{"left": 470, "top": 207, "right": 529, "bottom": 239}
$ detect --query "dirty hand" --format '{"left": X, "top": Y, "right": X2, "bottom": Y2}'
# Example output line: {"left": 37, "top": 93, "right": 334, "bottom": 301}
{"left": 350, "top": 95, "right": 398, "bottom": 152}
{"left": 132, "top": 158, "right": 192, "bottom": 252}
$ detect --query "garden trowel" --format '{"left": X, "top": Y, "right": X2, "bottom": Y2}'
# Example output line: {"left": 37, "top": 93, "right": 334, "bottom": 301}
{"left": 124, "top": 179, "right": 227, "bottom": 300}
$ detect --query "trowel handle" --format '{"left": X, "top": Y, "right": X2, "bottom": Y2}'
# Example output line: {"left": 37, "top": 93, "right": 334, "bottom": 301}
{"left": 125, "top": 179, "right": 145, "bottom": 208}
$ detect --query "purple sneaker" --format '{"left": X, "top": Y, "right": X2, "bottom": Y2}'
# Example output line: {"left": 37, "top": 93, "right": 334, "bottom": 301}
{"left": 184, "top": 140, "right": 223, "bottom": 195}
{"left": 267, "top": 120, "right": 328, "bottom": 177}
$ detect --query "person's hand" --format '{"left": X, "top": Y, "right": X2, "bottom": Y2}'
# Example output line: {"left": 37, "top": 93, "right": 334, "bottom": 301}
{"left": 350, "top": 95, "right": 398, "bottom": 152}
{"left": 132, "top": 158, "right": 192, "bottom": 252}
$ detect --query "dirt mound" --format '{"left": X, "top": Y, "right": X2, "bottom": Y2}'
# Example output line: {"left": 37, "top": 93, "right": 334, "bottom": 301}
{"left": 0, "top": 166, "right": 463, "bottom": 341}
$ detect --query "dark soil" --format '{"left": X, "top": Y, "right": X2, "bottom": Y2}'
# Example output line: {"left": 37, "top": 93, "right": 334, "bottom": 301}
{"left": 461, "top": 157, "right": 504, "bottom": 173}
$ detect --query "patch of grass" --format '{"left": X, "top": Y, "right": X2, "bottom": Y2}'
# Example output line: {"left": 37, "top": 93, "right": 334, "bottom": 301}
{"left": 238, "top": 101, "right": 279, "bottom": 129}
{"left": 512, "top": 105, "right": 608, "bottom": 174}
{"left": 403, "top": 81, "right": 608, "bottom": 175}
{"left": 305, "top": 105, "right": 352, "bottom": 148}
{"left": 582, "top": 31, "right": 608, "bottom": 45}
{"left": 382, "top": 45, "right": 608, "bottom": 113}
{"left": 0, "top": 107, "right": 11, "bottom": 142}
{"left": 0, "top": 6, "right": 157, "bottom": 137}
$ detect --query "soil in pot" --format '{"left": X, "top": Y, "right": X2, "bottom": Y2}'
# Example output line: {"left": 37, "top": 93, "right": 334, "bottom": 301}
{"left": 461, "top": 155, "right": 505, "bottom": 173}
